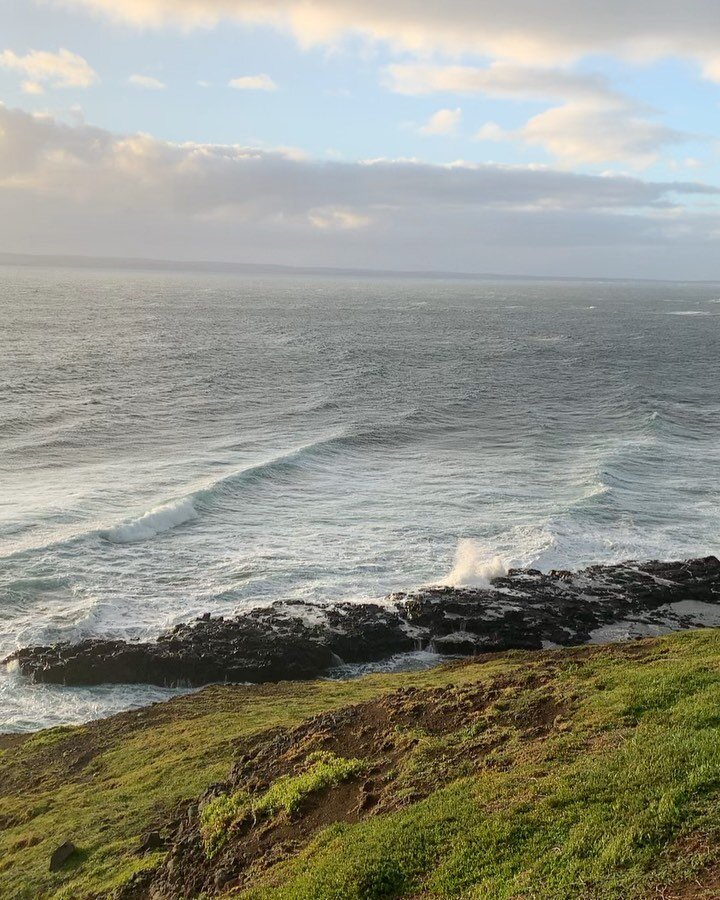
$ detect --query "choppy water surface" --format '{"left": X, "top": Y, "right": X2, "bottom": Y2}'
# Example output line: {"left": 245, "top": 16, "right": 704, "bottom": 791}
{"left": 2, "top": 267, "right": 720, "bottom": 729}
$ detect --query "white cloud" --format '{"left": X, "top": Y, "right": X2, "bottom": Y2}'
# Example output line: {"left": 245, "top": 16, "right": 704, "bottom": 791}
{"left": 228, "top": 74, "right": 277, "bottom": 91}
{"left": 308, "top": 206, "right": 371, "bottom": 229}
{"left": 0, "top": 48, "right": 97, "bottom": 89}
{"left": 389, "top": 62, "right": 690, "bottom": 166}
{"left": 128, "top": 74, "right": 167, "bottom": 90}
{"left": 51, "top": 0, "right": 720, "bottom": 80}
{"left": 1, "top": 105, "right": 719, "bottom": 276}
{"left": 419, "top": 108, "right": 461, "bottom": 136}
{"left": 22, "top": 80, "right": 45, "bottom": 95}
{"left": 519, "top": 103, "right": 688, "bottom": 166}
{"left": 472, "top": 100, "right": 689, "bottom": 167}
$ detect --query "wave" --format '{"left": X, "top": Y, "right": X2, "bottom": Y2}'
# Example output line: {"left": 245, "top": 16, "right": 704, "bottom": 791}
{"left": 101, "top": 499, "right": 197, "bottom": 544}
{"left": 196, "top": 419, "right": 449, "bottom": 507}
{"left": 5, "top": 426, "right": 413, "bottom": 555}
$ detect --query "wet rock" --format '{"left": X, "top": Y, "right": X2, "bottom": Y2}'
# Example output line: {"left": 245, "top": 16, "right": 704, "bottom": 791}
{"left": 6, "top": 557, "right": 720, "bottom": 688}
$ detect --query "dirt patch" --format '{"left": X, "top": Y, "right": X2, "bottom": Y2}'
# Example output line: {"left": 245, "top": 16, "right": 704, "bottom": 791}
{"left": 0, "top": 733, "right": 30, "bottom": 752}
{"left": 139, "top": 672, "right": 572, "bottom": 899}
{"left": 648, "top": 831, "right": 720, "bottom": 899}
{"left": 650, "top": 865, "right": 720, "bottom": 899}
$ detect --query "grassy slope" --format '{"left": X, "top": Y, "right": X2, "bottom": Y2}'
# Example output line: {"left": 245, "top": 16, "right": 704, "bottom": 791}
{"left": 3, "top": 630, "right": 720, "bottom": 898}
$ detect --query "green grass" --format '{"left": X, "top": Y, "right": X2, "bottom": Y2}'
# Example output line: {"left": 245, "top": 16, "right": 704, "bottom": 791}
{"left": 200, "top": 751, "right": 366, "bottom": 857}
{"left": 0, "top": 659, "right": 517, "bottom": 899}
{"left": 240, "top": 632, "right": 720, "bottom": 899}
{"left": 4, "top": 630, "right": 720, "bottom": 898}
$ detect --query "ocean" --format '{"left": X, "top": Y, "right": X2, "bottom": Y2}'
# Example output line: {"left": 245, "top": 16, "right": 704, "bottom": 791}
{"left": 2, "top": 266, "right": 720, "bottom": 731}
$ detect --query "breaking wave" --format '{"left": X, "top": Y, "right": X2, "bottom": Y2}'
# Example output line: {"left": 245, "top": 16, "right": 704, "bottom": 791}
{"left": 101, "top": 499, "right": 198, "bottom": 544}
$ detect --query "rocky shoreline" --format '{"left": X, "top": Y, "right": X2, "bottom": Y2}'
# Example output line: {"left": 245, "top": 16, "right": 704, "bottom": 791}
{"left": 5, "top": 556, "right": 720, "bottom": 687}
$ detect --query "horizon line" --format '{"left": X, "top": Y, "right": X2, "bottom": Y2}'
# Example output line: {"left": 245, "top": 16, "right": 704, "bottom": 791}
{"left": 2, "top": 250, "right": 720, "bottom": 286}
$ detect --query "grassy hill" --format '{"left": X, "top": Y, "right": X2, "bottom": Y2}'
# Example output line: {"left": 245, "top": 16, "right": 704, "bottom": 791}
{"left": 4, "top": 630, "right": 720, "bottom": 898}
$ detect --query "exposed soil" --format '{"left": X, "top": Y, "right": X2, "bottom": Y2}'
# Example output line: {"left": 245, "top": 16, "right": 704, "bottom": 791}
{"left": 136, "top": 667, "right": 574, "bottom": 898}
{"left": 649, "top": 832, "right": 720, "bottom": 899}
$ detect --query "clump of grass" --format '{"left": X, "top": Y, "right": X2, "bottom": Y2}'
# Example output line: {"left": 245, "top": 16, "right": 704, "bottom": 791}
{"left": 200, "top": 751, "right": 366, "bottom": 857}
{"left": 256, "top": 751, "right": 366, "bottom": 816}
{"left": 199, "top": 790, "right": 252, "bottom": 858}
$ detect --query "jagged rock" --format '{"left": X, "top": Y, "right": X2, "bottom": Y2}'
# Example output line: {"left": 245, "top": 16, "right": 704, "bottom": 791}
{"left": 49, "top": 840, "right": 76, "bottom": 871}
{"left": 5, "top": 557, "right": 720, "bottom": 688}
{"left": 138, "top": 831, "right": 166, "bottom": 853}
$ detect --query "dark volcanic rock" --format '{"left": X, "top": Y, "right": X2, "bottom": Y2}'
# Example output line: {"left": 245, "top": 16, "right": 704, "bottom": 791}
{"left": 49, "top": 840, "right": 76, "bottom": 871}
{"left": 138, "top": 830, "right": 166, "bottom": 853}
{"left": 5, "top": 557, "right": 720, "bottom": 688}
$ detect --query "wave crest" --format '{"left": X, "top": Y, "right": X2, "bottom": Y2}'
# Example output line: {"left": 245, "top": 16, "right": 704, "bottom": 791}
{"left": 101, "top": 499, "right": 197, "bottom": 544}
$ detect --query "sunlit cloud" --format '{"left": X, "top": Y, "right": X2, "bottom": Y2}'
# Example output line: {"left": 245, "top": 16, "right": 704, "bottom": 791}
{"left": 308, "top": 206, "right": 372, "bottom": 230}
{"left": 128, "top": 74, "right": 167, "bottom": 90}
{"left": 51, "top": 0, "right": 720, "bottom": 79}
{"left": 388, "top": 62, "right": 690, "bottom": 166}
{"left": 386, "top": 63, "right": 615, "bottom": 103}
{"left": 0, "top": 48, "right": 97, "bottom": 90}
{"left": 419, "top": 108, "right": 462, "bottom": 136}
{"left": 228, "top": 73, "right": 277, "bottom": 91}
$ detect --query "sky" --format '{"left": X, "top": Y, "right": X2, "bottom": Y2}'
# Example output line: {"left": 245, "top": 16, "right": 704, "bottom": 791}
{"left": 3, "top": 0, "right": 720, "bottom": 278}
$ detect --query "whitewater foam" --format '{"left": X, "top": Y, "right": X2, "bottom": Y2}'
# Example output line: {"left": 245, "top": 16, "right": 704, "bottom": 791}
{"left": 102, "top": 499, "right": 197, "bottom": 544}
{"left": 442, "top": 540, "right": 508, "bottom": 588}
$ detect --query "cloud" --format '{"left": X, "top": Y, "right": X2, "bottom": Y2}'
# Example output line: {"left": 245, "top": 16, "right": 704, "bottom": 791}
{"left": 518, "top": 103, "right": 688, "bottom": 166}
{"left": 419, "top": 108, "right": 461, "bottom": 136}
{"left": 475, "top": 121, "right": 508, "bottom": 142}
{"left": 474, "top": 100, "right": 689, "bottom": 167}
{"left": 51, "top": 0, "right": 720, "bottom": 80}
{"left": 22, "top": 80, "right": 46, "bottom": 95}
{"left": 128, "top": 74, "right": 167, "bottom": 90}
{"left": 1, "top": 105, "right": 719, "bottom": 276}
{"left": 0, "top": 48, "right": 97, "bottom": 90}
{"left": 228, "top": 73, "right": 277, "bottom": 91}
{"left": 386, "top": 63, "right": 616, "bottom": 103}
{"left": 388, "top": 62, "right": 690, "bottom": 166}
{"left": 471, "top": 102, "right": 690, "bottom": 167}
{"left": 308, "top": 207, "right": 371, "bottom": 229}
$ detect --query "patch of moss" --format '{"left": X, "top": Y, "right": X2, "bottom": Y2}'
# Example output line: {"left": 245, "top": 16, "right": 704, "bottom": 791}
{"left": 20, "top": 725, "right": 83, "bottom": 752}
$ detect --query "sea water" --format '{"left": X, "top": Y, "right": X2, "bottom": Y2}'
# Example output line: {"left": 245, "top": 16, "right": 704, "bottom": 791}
{"left": 2, "top": 266, "right": 719, "bottom": 730}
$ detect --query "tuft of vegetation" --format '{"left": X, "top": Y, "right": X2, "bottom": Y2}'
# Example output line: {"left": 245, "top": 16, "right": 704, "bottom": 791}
{"left": 200, "top": 751, "right": 366, "bottom": 856}
{"left": 255, "top": 751, "right": 366, "bottom": 817}
{"left": 199, "top": 790, "right": 251, "bottom": 858}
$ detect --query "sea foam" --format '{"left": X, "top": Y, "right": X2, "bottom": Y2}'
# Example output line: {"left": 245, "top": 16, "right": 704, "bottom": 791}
{"left": 102, "top": 499, "right": 197, "bottom": 544}
{"left": 443, "top": 539, "right": 508, "bottom": 588}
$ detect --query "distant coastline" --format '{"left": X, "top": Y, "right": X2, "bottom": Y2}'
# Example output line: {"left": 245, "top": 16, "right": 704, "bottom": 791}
{"left": 3, "top": 250, "right": 720, "bottom": 285}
